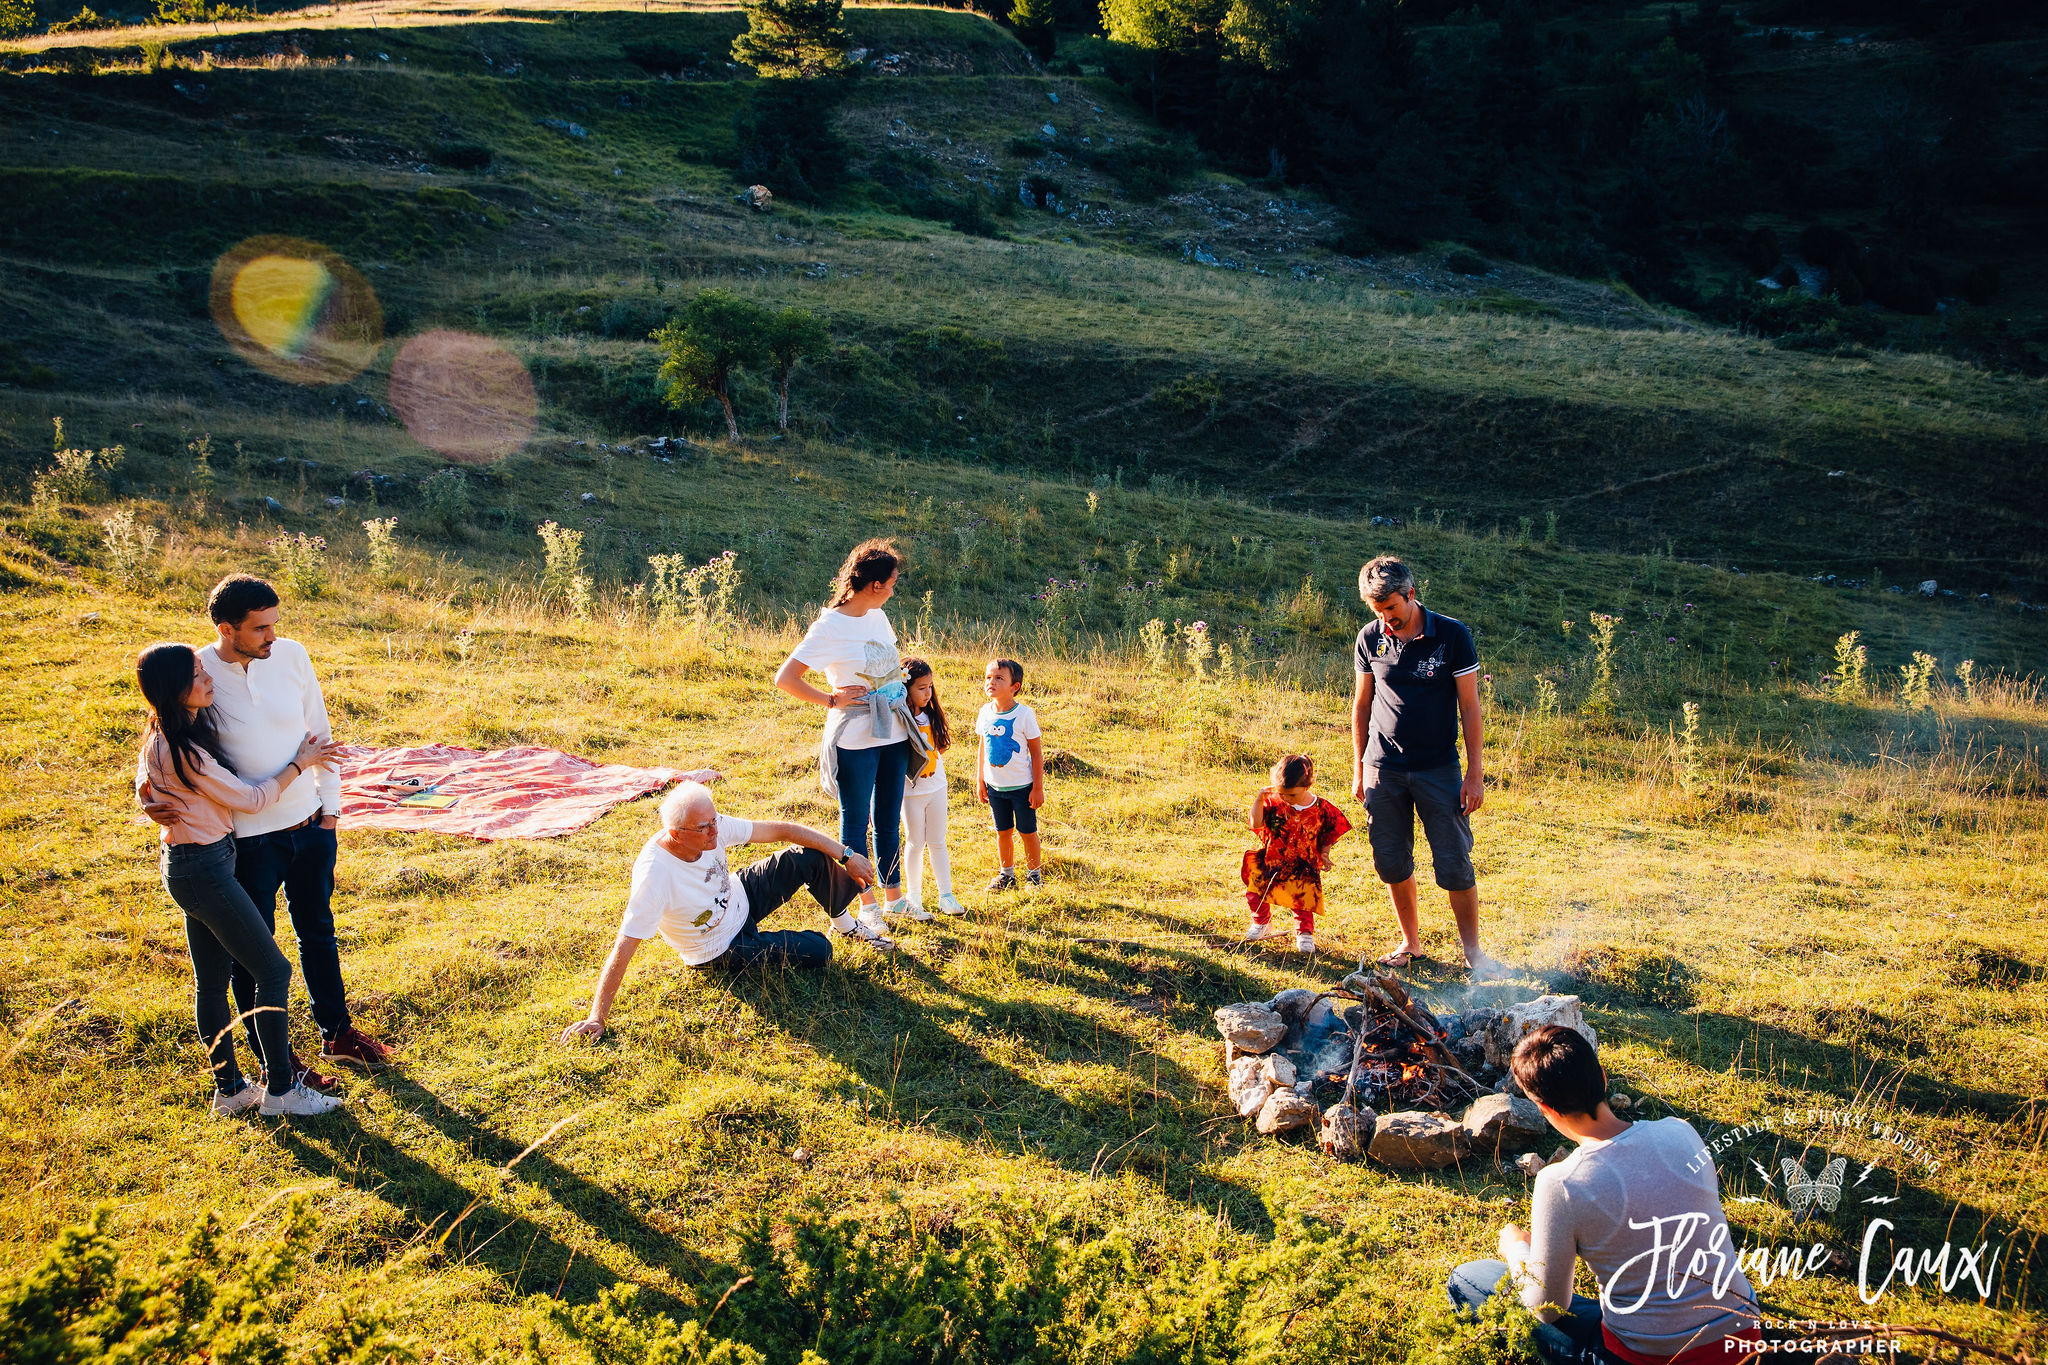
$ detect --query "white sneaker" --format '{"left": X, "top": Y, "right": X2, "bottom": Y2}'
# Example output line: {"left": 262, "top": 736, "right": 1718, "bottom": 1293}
{"left": 1243, "top": 922, "right": 1281, "bottom": 942}
{"left": 834, "top": 915, "right": 895, "bottom": 949}
{"left": 1295, "top": 933, "right": 1316, "bottom": 954}
{"left": 259, "top": 1082, "right": 343, "bottom": 1117}
{"left": 937, "top": 893, "right": 967, "bottom": 916}
{"left": 885, "top": 898, "right": 935, "bottom": 922}
{"left": 210, "top": 1083, "right": 263, "bottom": 1118}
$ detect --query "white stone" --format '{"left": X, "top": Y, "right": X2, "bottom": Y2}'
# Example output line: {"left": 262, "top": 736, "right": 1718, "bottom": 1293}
{"left": 1461, "top": 1094, "right": 1551, "bottom": 1152}
{"left": 1255, "top": 1089, "right": 1318, "bottom": 1135}
{"left": 1491, "top": 994, "right": 1597, "bottom": 1061}
{"left": 1368, "top": 1110, "right": 1471, "bottom": 1170}
{"left": 1228, "top": 1056, "right": 1275, "bottom": 1118}
{"left": 1320, "top": 1102, "right": 1373, "bottom": 1160}
{"left": 1264, "top": 1053, "right": 1297, "bottom": 1087}
{"left": 1214, "top": 1003, "right": 1286, "bottom": 1053}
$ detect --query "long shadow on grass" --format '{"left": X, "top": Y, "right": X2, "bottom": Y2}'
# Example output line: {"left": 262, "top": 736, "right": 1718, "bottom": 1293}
{"left": 734, "top": 949, "right": 1278, "bottom": 1234}
{"left": 271, "top": 1079, "right": 715, "bottom": 1313}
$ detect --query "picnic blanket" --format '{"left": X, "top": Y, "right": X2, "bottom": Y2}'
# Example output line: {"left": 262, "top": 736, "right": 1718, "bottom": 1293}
{"left": 336, "top": 743, "right": 684, "bottom": 842}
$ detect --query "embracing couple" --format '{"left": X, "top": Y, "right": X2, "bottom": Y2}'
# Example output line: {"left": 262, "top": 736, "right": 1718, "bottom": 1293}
{"left": 135, "top": 574, "right": 393, "bottom": 1118}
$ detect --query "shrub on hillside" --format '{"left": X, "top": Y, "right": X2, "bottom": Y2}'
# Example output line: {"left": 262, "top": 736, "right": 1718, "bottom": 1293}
{"left": 0, "top": 0, "right": 35, "bottom": 37}
{"left": 731, "top": 80, "right": 851, "bottom": 202}
{"left": 0, "top": 1200, "right": 412, "bottom": 1364}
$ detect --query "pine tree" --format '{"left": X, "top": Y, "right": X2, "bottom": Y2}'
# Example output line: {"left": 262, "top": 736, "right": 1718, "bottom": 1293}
{"left": 1010, "top": 0, "right": 1056, "bottom": 63}
{"left": 731, "top": 0, "right": 854, "bottom": 80}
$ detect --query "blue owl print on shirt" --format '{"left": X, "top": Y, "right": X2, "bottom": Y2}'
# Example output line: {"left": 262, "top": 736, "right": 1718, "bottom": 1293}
{"left": 984, "top": 713, "right": 1021, "bottom": 768}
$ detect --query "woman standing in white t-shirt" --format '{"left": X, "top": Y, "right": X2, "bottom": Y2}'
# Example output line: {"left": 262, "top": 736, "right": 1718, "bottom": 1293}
{"left": 773, "top": 540, "right": 921, "bottom": 942}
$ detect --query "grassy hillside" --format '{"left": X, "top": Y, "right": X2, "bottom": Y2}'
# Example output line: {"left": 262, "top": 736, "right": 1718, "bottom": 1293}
{"left": 0, "top": 5, "right": 2046, "bottom": 1359}
{"left": 2, "top": 5, "right": 2046, "bottom": 590}
{"left": 1, "top": 430, "right": 2046, "bottom": 1356}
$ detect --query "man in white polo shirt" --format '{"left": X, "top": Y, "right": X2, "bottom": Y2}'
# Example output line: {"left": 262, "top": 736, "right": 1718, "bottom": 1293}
{"left": 141, "top": 575, "right": 393, "bottom": 1080}
{"left": 557, "top": 781, "right": 876, "bottom": 1043}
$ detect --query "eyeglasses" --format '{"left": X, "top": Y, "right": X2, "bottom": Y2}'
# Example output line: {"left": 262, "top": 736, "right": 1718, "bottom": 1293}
{"left": 675, "top": 818, "right": 718, "bottom": 835}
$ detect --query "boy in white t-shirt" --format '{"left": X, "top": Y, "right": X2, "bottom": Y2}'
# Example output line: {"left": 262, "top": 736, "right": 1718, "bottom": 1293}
{"left": 974, "top": 657, "right": 1045, "bottom": 891}
{"left": 558, "top": 781, "right": 879, "bottom": 1043}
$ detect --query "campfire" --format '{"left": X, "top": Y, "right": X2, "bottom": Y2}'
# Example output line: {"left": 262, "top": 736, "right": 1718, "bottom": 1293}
{"left": 1215, "top": 978, "right": 1597, "bottom": 1170}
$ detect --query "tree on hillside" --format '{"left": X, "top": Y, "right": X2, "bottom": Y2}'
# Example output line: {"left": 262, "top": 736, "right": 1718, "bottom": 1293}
{"left": 651, "top": 292, "right": 767, "bottom": 441}
{"left": 732, "top": 0, "right": 855, "bottom": 80}
{"left": 0, "top": 0, "right": 36, "bottom": 38}
{"left": 1010, "top": 0, "right": 1056, "bottom": 63}
{"left": 762, "top": 307, "right": 830, "bottom": 433}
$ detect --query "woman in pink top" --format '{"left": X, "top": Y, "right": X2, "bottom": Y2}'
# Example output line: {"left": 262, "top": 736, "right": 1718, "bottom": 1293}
{"left": 137, "top": 642, "right": 342, "bottom": 1118}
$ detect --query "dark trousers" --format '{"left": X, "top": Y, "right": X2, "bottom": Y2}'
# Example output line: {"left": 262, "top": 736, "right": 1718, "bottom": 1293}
{"left": 1448, "top": 1260, "right": 1613, "bottom": 1365}
{"left": 836, "top": 740, "right": 910, "bottom": 891}
{"left": 231, "top": 820, "right": 351, "bottom": 1055}
{"left": 162, "top": 837, "right": 295, "bottom": 1097}
{"left": 709, "top": 847, "right": 862, "bottom": 971}
{"left": 1364, "top": 763, "right": 1477, "bottom": 891}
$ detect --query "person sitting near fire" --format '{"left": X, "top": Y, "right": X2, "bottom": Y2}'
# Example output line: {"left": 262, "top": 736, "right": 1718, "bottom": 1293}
{"left": 1240, "top": 753, "right": 1351, "bottom": 954}
{"left": 1447, "top": 1025, "right": 1763, "bottom": 1365}
{"left": 557, "top": 781, "right": 877, "bottom": 1044}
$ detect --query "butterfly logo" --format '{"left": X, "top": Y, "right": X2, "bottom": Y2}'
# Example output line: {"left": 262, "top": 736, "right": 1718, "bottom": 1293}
{"left": 1781, "top": 1156, "right": 1848, "bottom": 1213}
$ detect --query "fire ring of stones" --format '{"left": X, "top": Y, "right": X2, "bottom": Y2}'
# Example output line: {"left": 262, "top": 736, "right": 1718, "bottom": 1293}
{"left": 1215, "top": 974, "right": 1598, "bottom": 1171}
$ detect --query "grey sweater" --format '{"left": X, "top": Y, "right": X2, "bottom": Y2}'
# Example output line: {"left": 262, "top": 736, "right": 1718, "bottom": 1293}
{"left": 1520, "top": 1117, "right": 1760, "bottom": 1355}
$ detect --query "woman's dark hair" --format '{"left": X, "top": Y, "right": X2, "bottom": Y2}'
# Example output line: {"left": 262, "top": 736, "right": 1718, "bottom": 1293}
{"left": 827, "top": 539, "right": 902, "bottom": 607}
{"left": 1271, "top": 754, "right": 1314, "bottom": 789}
{"left": 136, "top": 642, "right": 234, "bottom": 789}
{"left": 902, "top": 657, "right": 949, "bottom": 751}
{"left": 1509, "top": 1024, "right": 1607, "bottom": 1118}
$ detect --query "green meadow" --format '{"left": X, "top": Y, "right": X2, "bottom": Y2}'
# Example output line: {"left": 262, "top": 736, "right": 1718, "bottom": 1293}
{"left": 0, "top": 3, "right": 2045, "bottom": 1361}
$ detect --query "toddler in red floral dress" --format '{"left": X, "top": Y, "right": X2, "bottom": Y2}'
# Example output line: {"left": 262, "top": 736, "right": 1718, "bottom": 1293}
{"left": 1242, "top": 754, "right": 1352, "bottom": 954}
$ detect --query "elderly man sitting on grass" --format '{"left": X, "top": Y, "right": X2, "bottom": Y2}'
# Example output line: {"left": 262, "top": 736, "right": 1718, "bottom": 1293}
{"left": 558, "top": 780, "right": 877, "bottom": 1043}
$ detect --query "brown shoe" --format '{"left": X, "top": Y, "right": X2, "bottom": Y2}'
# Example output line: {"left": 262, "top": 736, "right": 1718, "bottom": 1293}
{"left": 259, "top": 1053, "right": 342, "bottom": 1094}
{"left": 321, "top": 1025, "right": 395, "bottom": 1070}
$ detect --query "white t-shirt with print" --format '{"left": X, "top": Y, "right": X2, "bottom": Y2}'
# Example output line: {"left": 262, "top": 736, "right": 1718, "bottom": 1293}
{"left": 789, "top": 607, "right": 903, "bottom": 750}
{"left": 906, "top": 710, "right": 948, "bottom": 797}
{"left": 975, "top": 701, "right": 1041, "bottom": 791}
{"left": 618, "top": 816, "right": 755, "bottom": 966}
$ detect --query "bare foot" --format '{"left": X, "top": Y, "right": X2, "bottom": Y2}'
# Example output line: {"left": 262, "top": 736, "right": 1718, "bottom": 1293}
{"left": 1464, "top": 952, "right": 1511, "bottom": 981}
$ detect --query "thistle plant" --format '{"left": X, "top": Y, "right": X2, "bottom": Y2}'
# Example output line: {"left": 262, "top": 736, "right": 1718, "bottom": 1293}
{"left": 101, "top": 507, "right": 160, "bottom": 585}
{"left": 650, "top": 550, "right": 741, "bottom": 639}
{"left": 1676, "top": 701, "right": 1702, "bottom": 792}
{"left": 1183, "top": 619, "right": 1214, "bottom": 681}
{"left": 187, "top": 433, "right": 215, "bottom": 519}
{"left": 265, "top": 532, "right": 328, "bottom": 599}
{"left": 1534, "top": 676, "right": 1559, "bottom": 720}
{"left": 1956, "top": 658, "right": 1976, "bottom": 705}
{"left": 455, "top": 627, "right": 476, "bottom": 667}
{"left": 1831, "top": 631, "right": 1868, "bottom": 701}
{"left": 1216, "top": 641, "right": 1238, "bottom": 688}
{"left": 1580, "top": 612, "right": 1619, "bottom": 720}
{"left": 32, "top": 417, "right": 124, "bottom": 511}
{"left": 362, "top": 517, "right": 399, "bottom": 578}
{"left": 1899, "top": 651, "right": 1937, "bottom": 710}
{"left": 538, "top": 521, "right": 593, "bottom": 618}
{"left": 1139, "top": 618, "right": 1169, "bottom": 673}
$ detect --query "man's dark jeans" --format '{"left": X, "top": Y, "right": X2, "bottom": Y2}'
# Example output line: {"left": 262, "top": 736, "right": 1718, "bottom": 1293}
{"left": 231, "top": 820, "right": 351, "bottom": 1051}
{"left": 1448, "top": 1259, "right": 1614, "bottom": 1365}
{"left": 709, "top": 847, "right": 863, "bottom": 971}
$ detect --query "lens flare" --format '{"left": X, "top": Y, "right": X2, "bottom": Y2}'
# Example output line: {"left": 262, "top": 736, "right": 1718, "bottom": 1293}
{"left": 210, "top": 237, "right": 382, "bottom": 385}
{"left": 388, "top": 330, "right": 538, "bottom": 464}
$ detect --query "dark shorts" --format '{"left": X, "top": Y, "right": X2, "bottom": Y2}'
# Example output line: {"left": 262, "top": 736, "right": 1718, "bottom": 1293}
{"left": 1362, "top": 763, "right": 1475, "bottom": 891}
{"left": 987, "top": 786, "right": 1038, "bottom": 835}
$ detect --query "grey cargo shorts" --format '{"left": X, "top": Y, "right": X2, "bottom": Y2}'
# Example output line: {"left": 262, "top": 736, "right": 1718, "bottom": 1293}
{"left": 1361, "top": 763, "right": 1476, "bottom": 892}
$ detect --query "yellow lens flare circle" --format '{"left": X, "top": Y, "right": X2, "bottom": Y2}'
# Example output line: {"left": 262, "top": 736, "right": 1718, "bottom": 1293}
{"left": 210, "top": 237, "right": 382, "bottom": 385}
{"left": 388, "top": 330, "right": 538, "bottom": 465}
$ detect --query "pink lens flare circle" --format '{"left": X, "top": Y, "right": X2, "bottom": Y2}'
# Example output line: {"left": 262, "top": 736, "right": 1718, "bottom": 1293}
{"left": 209, "top": 236, "right": 384, "bottom": 385}
{"left": 387, "top": 330, "right": 538, "bottom": 464}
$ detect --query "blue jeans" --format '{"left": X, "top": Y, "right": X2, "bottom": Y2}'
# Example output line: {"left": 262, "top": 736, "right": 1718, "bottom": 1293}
{"left": 1448, "top": 1260, "right": 1612, "bottom": 1365}
{"left": 836, "top": 741, "right": 909, "bottom": 891}
{"left": 231, "top": 820, "right": 350, "bottom": 1053}
{"left": 162, "top": 837, "right": 295, "bottom": 1097}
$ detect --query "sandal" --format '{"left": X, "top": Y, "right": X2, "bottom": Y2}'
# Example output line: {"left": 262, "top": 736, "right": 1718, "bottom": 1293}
{"left": 1376, "top": 948, "right": 1420, "bottom": 968}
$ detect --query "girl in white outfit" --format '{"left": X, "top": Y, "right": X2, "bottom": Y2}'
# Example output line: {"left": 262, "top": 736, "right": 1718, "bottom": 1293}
{"left": 895, "top": 658, "right": 967, "bottom": 919}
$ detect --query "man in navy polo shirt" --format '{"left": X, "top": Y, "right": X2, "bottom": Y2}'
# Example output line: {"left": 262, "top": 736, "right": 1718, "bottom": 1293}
{"left": 1350, "top": 556, "right": 1501, "bottom": 976}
